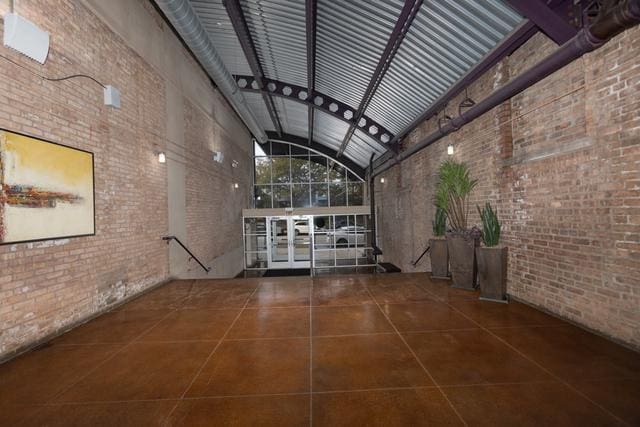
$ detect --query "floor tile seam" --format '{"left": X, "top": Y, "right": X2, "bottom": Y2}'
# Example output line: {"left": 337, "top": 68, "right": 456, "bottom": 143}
{"left": 26, "top": 380, "right": 571, "bottom": 407}
{"left": 42, "top": 307, "right": 180, "bottom": 406}
{"left": 484, "top": 324, "right": 571, "bottom": 330}
{"left": 34, "top": 392, "right": 313, "bottom": 406}
{"left": 426, "top": 288, "right": 631, "bottom": 426}
{"left": 166, "top": 281, "right": 264, "bottom": 422}
{"left": 243, "top": 303, "right": 378, "bottom": 309}
{"left": 362, "top": 283, "right": 469, "bottom": 427}
{"left": 309, "top": 279, "right": 313, "bottom": 427}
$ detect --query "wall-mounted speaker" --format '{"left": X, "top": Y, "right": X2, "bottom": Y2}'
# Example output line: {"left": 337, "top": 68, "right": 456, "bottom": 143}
{"left": 3, "top": 13, "right": 50, "bottom": 64}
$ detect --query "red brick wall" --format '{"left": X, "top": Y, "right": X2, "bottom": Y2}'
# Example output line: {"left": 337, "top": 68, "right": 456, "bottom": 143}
{"left": 377, "top": 28, "right": 640, "bottom": 349}
{"left": 0, "top": 0, "right": 250, "bottom": 359}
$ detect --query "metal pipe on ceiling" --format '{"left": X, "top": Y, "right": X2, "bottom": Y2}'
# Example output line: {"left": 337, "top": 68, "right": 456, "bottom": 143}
{"left": 372, "top": 0, "right": 640, "bottom": 177}
{"left": 154, "top": 0, "right": 268, "bottom": 143}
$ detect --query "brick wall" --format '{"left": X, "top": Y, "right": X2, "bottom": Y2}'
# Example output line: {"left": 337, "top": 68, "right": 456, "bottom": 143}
{"left": 0, "top": 0, "right": 251, "bottom": 360}
{"left": 376, "top": 28, "right": 640, "bottom": 349}
{"left": 183, "top": 98, "right": 251, "bottom": 270}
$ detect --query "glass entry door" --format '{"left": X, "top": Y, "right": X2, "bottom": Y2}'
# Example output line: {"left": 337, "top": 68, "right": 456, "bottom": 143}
{"left": 267, "top": 216, "right": 311, "bottom": 269}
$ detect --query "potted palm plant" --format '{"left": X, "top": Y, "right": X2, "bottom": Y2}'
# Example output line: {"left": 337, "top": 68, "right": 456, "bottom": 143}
{"left": 429, "top": 207, "right": 449, "bottom": 279}
{"left": 476, "top": 202, "right": 508, "bottom": 302}
{"left": 434, "top": 160, "right": 478, "bottom": 290}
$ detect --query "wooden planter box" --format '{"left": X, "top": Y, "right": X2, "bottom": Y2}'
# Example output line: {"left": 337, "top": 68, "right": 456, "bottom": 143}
{"left": 429, "top": 237, "right": 449, "bottom": 279}
{"left": 446, "top": 232, "right": 478, "bottom": 290}
{"left": 476, "top": 246, "right": 508, "bottom": 303}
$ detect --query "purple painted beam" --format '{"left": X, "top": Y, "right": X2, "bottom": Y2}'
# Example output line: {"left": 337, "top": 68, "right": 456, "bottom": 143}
{"left": 222, "top": 0, "right": 283, "bottom": 137}
{"left": 306, "top": 0, "right": 317, "bottom": 146}
{"left": 373, "top": 0, "right": 640, "bottom": 177}
{"left": 388, "top": 19, "right": 538, "bottom": 148}
{"left": 234, "top": 75, "right": 395, "bottom": 145}
{"left": 506, "top": 0, "right": 578, "bottom": 44}
{"left": 337, "top": 0, "right": 423, "bottom": 156}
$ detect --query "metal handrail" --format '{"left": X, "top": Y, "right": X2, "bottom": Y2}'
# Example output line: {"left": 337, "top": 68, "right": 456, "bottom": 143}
{"left": 162, "top": 236, "right": 211, "bottom": 273}
{"left": 411, "top": 245, "right": 430, "bottom": 267}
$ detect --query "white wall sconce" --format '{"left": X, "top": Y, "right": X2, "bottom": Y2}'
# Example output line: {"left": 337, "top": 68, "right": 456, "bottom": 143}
{"left": 447, "top": 144, "right": 454, "bottom": 155}
{"left": 157, "top": 152, "right": 166, "bottom": 163}
{"left": 234, "top": 183, "right": 239, "bottom": 189}
{"left": 380, "top": 177, "right": 385, "bottom": 183}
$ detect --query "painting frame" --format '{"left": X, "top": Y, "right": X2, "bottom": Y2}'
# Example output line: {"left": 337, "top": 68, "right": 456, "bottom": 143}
{"left": 0, "top": 128, "right": 96, "bottom": 246}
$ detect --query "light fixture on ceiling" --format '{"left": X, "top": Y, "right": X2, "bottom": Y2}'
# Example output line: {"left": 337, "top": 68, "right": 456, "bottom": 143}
{"left": 234, "top": 183, "right": 239, "bottom": 189}
{"left": 158, "top": 152, "right": 166, "bottom": 163}
{"left": 447, "top": 144, "right": 454, "bottom": 155}
{"left": 380, "top": 177, "right": 385, "bottom": 184}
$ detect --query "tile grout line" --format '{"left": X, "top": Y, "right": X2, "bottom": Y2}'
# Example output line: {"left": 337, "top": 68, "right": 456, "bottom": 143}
{"left": 362, "top": 283, "right": 469, "bottom": 427}
{"left": 37, "top": 379, "right": 570, "bottom": 407}
{"left": 419, "top": 284, "right": 632, "bottom": 427}
{"left": 309, "top": 277, "right": 314, "bottom": 427}
{"left": 164, "top": 281, "right": 264, "bottom": 422}
{"left": 17, "top": 284, "right": 193, "bottom": 427}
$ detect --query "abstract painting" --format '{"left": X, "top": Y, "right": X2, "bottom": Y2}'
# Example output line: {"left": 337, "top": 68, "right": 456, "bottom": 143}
{"left": 0, "top": 129, "right": 94, "bottom": 244}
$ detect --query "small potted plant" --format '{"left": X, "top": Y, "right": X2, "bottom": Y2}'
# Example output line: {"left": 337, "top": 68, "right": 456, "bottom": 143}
{"left": 429, "top": 207, "right": 449, "bottom": 279}
{"left": 434, "top": 160, "right": 479, "bottom": 290}
{"left": 476, "top": 202, "right": 508, "bottom": 302}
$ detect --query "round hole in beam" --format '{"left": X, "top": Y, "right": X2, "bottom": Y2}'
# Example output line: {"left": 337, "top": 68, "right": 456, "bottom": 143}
{"left": 251, "top": 80, "right": 260, "bottom": 90}
{"left": 267, "top": 82, "right": 276, "bottom": 92}
{"left": 298, "top": 90, "right": 308, "bottom": 100}
{"left": 283, "top": 86, "right": 292, "bottom": 96}
{"left": 237, "top": 78, "right": 247, "bottom": 88}
{"left": 314, "top": 96, "right": 324, "bottom": 106}
{"left": 343, "top": 110, "right": 353, "bottom": 120}
{"left": 329, "top": 102, "right": 338, "bottom": 113}
{"left": 381, "top": 133, "right": 390, "bottom": 143}
{"left": 358, "top": 118, "right": 366, "bottom": 127}
{"left": 369, "top": 125, "right": 378, "bottom": 135}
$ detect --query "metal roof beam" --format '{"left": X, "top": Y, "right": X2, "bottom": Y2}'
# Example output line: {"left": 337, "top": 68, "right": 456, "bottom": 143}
{"left": 337, "top": 0, "right": 423, "bottom": 156}
{"left": 306, "top": 0, "right": 317, "bottom": 146}
{"left": 235, "top": 75, "right": 395, "bottom": 147}
{"left": 264, "top": 131, "right": 366, "bottom": 179}
{"left": 388, "top": 19, "right": 538, "bottom": 148}
{"left": 222, "top": 0, "right": 283, "bottom": 137}
{"left": 506, "top": 0, "right": 578, "bottom": 45}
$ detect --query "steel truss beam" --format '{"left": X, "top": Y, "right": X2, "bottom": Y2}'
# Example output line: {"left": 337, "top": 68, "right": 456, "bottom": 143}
{"left": 389, "top": 0, "right": 580, "bottom": 148}
{"left": 222, "top": 0, "right": 283, "bottom": 136}
{"left": 235, "top": 75, "right": 396, "bottom": 148}
{"left": 506, "top": 0, "right": 579, "bottom": 45}
{"left": 337, "top": 0, "right": 423, "bottom": 157}
{"left": 264, "top": 131, "right": 366, "bottom": 180}
{"left": 306, "top": 0, "right": 317, "bottom": 145}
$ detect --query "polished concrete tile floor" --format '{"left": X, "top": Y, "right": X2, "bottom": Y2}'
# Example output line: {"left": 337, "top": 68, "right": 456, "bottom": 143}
{"left": 1, "top": 273, "right": 639, "bottom": 426}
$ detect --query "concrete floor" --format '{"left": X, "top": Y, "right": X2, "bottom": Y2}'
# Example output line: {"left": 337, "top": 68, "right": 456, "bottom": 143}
{"left": 1, "top": 273, "right": 639, "bottom": 426}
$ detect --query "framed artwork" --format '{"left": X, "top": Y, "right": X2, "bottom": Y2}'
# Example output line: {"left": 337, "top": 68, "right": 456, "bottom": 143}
{"left": 0, "top": 129, "right": 95, "bottom": 245}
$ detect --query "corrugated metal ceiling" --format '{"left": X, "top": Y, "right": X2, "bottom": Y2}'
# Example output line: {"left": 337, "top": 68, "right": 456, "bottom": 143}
{"left": 188, "top": 0, "right": 524, "bottom": 166}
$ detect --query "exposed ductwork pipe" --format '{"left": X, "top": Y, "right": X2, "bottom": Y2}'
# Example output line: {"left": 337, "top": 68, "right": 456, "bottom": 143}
{"left": 154, "top": 0, "right": 268, "bottom": 143}
{"left": 373, "top": 0, "right": 640, "bottom": 177}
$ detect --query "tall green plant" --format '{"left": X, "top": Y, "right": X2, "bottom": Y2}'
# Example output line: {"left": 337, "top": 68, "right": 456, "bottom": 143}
{"left": 432, "top": 207, "right": 447, "bottom": 236}
{"left": 434, "top": 160, "right": 477, "bottom": 231}
{"left": 478, "top": 202, "right": 501, "bottom": 246}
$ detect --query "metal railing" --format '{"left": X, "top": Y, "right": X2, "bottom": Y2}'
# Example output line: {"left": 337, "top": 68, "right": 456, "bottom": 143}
{"left": 411, "top": 245, "right": 430, "bottom": 267}
{"left": 162, "top": 236, "right": 211, "bottom": 273}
